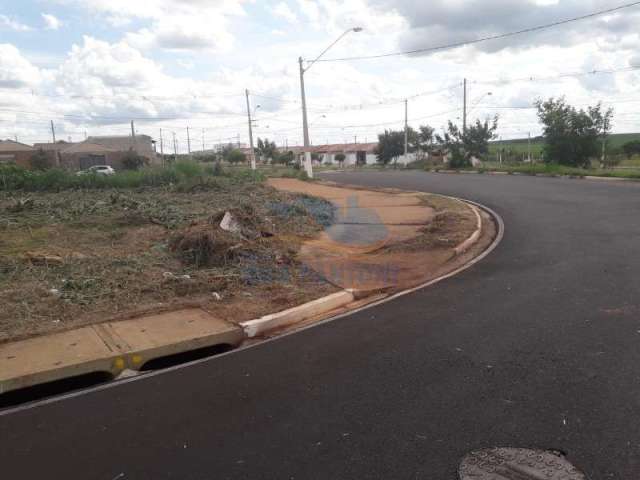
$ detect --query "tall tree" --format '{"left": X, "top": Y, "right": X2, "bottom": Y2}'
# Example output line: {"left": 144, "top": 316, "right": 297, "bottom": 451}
{"left": 535, "top": 97, "right": 613, "bottom": 167}
{"left": 256, "top": 137, "right": 277, "bottom": 162}
{"left": 375, "top": 130, "right": 405, "bottom": 165}
{"left": 435, "top": 116, "right": 498, "bottom": 168}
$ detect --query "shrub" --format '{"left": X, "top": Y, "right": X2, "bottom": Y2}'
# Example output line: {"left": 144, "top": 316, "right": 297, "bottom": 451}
{"left": 226, "top": 149, "right": 246, "bottom": 164}
{"left": 121, "top": 151, "right": 146, "bottom": 170}
{"left": 29, "top": 149, "right": 52, "bottom": 171}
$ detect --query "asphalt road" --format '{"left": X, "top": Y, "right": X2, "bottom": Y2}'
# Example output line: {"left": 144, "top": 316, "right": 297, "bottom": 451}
{"left": 2, "top": 171, "right": 640, "bottom": 479}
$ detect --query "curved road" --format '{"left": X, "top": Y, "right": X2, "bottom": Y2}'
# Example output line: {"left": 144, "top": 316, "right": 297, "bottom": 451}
{"left": 2, "top": 171, "right": 640, "bottom": 479}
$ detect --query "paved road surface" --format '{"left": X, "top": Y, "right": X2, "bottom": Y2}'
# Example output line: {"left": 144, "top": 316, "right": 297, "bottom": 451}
{"left": 2, "top": 171, "right": 640, "bottom": 479}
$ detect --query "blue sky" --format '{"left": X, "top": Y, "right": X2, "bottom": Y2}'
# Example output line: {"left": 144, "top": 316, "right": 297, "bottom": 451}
{"left": 1, "top": 0, "right": 640, "bottom": 150}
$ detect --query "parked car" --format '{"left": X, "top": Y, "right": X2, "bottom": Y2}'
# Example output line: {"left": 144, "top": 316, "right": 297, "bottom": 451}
{"left": 76, "top": 165, "right": 115, "bottom": 176}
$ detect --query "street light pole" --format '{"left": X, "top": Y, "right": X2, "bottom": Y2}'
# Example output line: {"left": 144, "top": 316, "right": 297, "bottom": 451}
{"left": 245, "top": 89, "right": 257, "bottom": 170}
{"left": 299, "top": 27, "right": 363, "bottom": 179}
{"left": 299, "top": 57, "right": 312, "bottom": 177}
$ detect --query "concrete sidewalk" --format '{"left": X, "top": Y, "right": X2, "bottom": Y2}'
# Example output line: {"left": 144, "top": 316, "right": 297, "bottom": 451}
{"left": 267, "top": 179, "right": 481, "bottom": 291}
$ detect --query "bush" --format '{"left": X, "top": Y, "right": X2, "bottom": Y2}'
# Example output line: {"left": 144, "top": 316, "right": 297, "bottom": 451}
{"left": 121, "top": 151, "right": 146, "bottom": 171}
{"left": 226, "top": 149, "right": 246, "bottom": 164}
{"left": 334, "top": 153, "right": 346, "bottom": 164}
{"left": 29, "top": 149, "right": 52, "bottom": 171}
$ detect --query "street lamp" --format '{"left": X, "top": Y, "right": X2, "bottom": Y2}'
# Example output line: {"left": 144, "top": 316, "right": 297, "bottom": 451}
{"left": 299, "top": 27, "right": 363, "bottom": 178}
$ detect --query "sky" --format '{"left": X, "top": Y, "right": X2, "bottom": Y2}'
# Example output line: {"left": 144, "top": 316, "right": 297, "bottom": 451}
{"left": 1, "top": 0, "right": 640, "bottom": 152}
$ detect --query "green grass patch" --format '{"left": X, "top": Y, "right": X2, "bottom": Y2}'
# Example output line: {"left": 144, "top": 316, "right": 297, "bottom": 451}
{"left": 0, "top": 162, "right": 265, "bottom": 192}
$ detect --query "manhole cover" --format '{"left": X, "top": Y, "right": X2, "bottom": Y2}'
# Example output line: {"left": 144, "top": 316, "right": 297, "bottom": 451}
{"left": 459, "top": 448, "right": 586, "bottom": 480}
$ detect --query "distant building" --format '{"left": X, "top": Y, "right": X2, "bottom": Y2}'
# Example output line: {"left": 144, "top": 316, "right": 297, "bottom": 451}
{"left": 0, "top": 140, "right": 35, "bottom": 167}
{"left": 34, "top": 135, "right": 160, "bottom": 170}
{"left": 281, "top": 143, "right": 379, "bottom": 166}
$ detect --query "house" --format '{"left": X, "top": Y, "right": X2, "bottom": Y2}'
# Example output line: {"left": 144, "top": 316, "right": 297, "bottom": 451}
{"left": 281, "top": 142, "right": 379, "bottom": 166}
{"left": 0, "top": 140, "right": 35, "bottom": 167}
{"left": 87, "top": 135, "right": 158, "bottom": 164}
{"left": 34, "top": 135, "right": 160, "bottom": 170}
{"left": 58, "top": 142, "right": 121, "bottom": 170}
{"left": 33, "top": 141, "right": 73, "bottom": 167}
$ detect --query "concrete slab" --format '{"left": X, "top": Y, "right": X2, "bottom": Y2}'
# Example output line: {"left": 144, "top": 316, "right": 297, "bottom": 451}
{"left": 0, "top": 308, "right": 244, "bottom": 394}
{"left": 0, "top": 327, "right": 120, "bottom": 394}
{"left": 107, "top": 308, "right": 245, "bottom": 368}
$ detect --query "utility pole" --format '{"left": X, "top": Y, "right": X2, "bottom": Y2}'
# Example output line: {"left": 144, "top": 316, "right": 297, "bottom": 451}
{"left": 186, "top": 126, "right": 191, "bottom": 157}
{"left": 299, "top": 57, "right": 313, "bottom": 178}
{"left": 202, "top": 129, "right": 205, "bottom": 152}
{"left": 50, "top": 120, "right": 56, "bottom": 143}
{"left": 245, "top": 89, "right": 257, "bottom": 170}
{"left": 463, "top": 78, "right": 467, "bottom": 134}
{"left": 404, "top": 99, "right": 409, "bottom": 159}
{"left": 172, "top": 132, "right": 177, "bottom": 158}
{"left": 528, "top": 132, "right": 532, "bottom": 163}
{"left": 159, "top": 128, "right": 164, "bottom": 165}
{"left": 131, "top": 120, "right": 135, "bottom": 138}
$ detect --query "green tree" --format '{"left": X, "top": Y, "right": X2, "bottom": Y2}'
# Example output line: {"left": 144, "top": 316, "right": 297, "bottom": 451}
{"left": 535, "top": 97, "right": 613, "bottom": 167}
{"left": 435, "top": 117, "right": 498, "bottom": 168}
{"left": 226, "top": 149, "right": 247, "bottom": 164}
{"left": 256, "top": 138, "right": 277, "bottom": 162}
{"left": 29, "top": 149, "right": 51, "bottom": 171}
{"left": 416, "top": 125, "right": 435, "bottom": 156}
{"left": 273, "top": 150, "right": 295, "bottom": 165}
{"left": 334, "top": 153, "right": 346, "bottom": 166}
{"left": 622, "top": 140, "right": 640, "bottom": 159}
{"left": 375, "top": 130, "right": 405, "bottom": 165}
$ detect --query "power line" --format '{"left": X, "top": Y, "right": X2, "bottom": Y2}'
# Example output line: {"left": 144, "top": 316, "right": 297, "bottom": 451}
{"left": 317, "top": 1, "right": 640, "bottom": 62}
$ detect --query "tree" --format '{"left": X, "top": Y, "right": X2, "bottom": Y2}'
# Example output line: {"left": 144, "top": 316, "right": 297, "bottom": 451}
{"left": 435, "top": 117, "right": 498, "bottom": 168}
{"left": 121, "top": 150, "right": 146, "bottom": 170}
{"left": 623, "top": 140, "right": 640, "bottom": 159}
{"left": 29, "top": 149, "right": 51, "bottom": 171}
{"left": 375, "top": 130, "right": 405, "bottom": 165}
{"left": 535, "top": 97, "right": 613, "bottom": 168}
{"left": 416, "top": 125, "right": 435, "bottom": 157}
{"left": 256, "top": 138, "right": 277, "bottom": 162}
{"left": 334, "top": 153, "right": 346, "bottom": 166}
{"left": 226, "top": 149, "right": 247, "bottom": 164}
{"left": 272, "top": 150, "right": 295, "bottom": 165}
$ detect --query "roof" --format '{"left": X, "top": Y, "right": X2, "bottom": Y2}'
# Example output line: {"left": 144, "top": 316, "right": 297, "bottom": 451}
{"left": 33, "top": 141, "right": 74, "bottom": 151}
{"left": 86, "top": 135, "right": 156, "bottom": 157}
{"left": 280, "top": 142, "right": 378, "bottom": 154}
{"left": 0, "top": 140, "right": 35, "bottom": 152}
{"left": 62, "top": 142, "right": 117, "bottom": 154}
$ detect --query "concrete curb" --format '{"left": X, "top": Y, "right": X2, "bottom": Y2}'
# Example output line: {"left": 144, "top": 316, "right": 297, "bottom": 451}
{"left": 430, "top": 169, "right": 640, "bottom": 183}
{"left": 240, "top": 291, "right": 355, "bottom": 338}
{"left": 453, "top": 203, "right": 483, "bottom": 256}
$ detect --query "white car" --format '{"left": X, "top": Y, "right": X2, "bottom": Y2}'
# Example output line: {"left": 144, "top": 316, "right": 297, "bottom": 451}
{"left": 76, "top": 165, "right": 116, "bottom": 176}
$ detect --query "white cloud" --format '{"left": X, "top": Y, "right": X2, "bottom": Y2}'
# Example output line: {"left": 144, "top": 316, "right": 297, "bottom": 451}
{"left": 0, "top": 14, "right": 32, "bottom": 31}
{"left": 272, "top": 2, "right": 298, "bottom": 23}
{"left": 0, "top": 44, "right": 41, "bottom": 88}
{"left": 125, "top": 14, "right": 235, "bottom": 51}
{"left": 42, "top": 13, "right": 62, "bottom": 30}
{"left": 61, "top": 0, "right": 246, "bottom": 52}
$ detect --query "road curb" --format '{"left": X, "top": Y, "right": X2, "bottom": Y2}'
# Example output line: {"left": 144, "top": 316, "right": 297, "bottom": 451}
{"left": 430, "top": 169, "right": 640, "bottom": 183}
{"left": 454, "top": 203, "right": 483, "bottom": 255}
{"left": 240, "top": 291, "right": 355, "bottom": 338}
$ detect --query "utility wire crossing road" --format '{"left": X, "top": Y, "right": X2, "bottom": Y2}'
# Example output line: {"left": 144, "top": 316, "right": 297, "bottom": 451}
{"left": 2, "top": 171, "right": 640, "bottom": 479}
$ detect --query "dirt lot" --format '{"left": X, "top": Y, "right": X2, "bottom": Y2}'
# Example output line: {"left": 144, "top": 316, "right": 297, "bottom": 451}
{"left": 0, "top": 182, "right": 338, "bottom": 342}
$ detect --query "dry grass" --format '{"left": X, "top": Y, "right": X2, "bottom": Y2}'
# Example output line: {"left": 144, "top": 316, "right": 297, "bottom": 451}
{"left": 0, "top": 184, "right": 336, "bottom": 342}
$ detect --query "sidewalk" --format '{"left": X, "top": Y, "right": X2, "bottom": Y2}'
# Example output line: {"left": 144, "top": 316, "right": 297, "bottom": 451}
{"left": 267, "top": 178, "right": 485, "bottom": 292}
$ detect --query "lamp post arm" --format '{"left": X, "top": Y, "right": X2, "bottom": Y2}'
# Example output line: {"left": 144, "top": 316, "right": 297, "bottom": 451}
{"left": 304, "top": 29, "right": 352, "bottom": 73}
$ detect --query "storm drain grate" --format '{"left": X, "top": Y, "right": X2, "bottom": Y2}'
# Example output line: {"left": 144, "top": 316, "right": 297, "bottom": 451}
{"left": 459, "top": 447, "right": 587, "bottom": 480}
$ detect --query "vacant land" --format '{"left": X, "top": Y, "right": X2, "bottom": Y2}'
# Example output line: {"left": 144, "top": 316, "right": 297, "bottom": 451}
{"left": 0, "top": 176, "right": 337, "bottom": 342}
